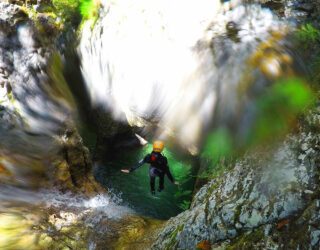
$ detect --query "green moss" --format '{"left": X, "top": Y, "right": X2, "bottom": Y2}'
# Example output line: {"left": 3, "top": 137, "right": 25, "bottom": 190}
{"left": 21, "top": 0, "right": 100, "bottom": 30}
{"left": 21, "top": 5, "right": 64, "bottom": 36}
{"left": 80, "top": 0, "right": 100, "bottom": 20}
{"left": 206, "top": 180, "right": 220, "bottom": 198}
{"left": 52, "top": 0, "right": 80, "bottom": 22}
{"left": 227, "top": 228, "right": 264, "bottom": 250}
{"left": 47, "top": 53, "right": 76, "bottom": 108}
{"left": 79, "top": 0, "right": 101, "bottom": 30}
{"left": 198, "top": 157, "right": 234, "bottom": 182}
{"left": 233, "top": 204, "right": 242, "bottom": 225}
{"left": 165, "top": 224, "right": 184, "bottom": 250}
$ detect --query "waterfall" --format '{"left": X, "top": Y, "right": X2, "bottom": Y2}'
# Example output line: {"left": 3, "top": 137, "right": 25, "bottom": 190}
{"left": 0, "top": 4, "right": 133, "bottom": 248}
{"left": 0, "top": 0, "right": 311, "bottom": 248}
{"left": 79, "top": 0, "right": 292, "bottom": 153}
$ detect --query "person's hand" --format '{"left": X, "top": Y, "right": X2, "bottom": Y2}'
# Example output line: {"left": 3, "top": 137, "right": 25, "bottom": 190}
{"left": 121, "top": 169, "right": 130, "bottom": 173}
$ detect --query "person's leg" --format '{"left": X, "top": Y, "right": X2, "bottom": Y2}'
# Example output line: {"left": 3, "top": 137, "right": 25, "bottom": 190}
{"left": 150, "top": 177, "right": 155, "bottom": 195}
{"left": 149, "top": 168, "right": 156, "bottom": 195}
{"left": 158, "top": 172, "right": 165, "bottom": 192}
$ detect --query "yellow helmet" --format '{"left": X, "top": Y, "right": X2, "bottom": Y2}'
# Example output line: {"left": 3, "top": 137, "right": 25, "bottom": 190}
{"left": 153, "top": 140, "right": 164, "bottom": 152}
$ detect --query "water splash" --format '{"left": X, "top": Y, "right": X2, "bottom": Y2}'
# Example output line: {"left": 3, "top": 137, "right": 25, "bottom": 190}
{"left": 0, "top": 187, "right": 132, "bottom": 249}
{"left": 41, "top": 189, "right": 131, "bottom": 219}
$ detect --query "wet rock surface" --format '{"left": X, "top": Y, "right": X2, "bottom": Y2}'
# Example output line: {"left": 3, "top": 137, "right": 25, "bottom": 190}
{"left": 152, "top": 2, "right": 320, "bottom": 248}
{"left": 0, "top": 3, "right": 160, "bottom": 249}
{"left": 1, "top": 0, "right": 320, "bottom": 249}
{"left": 0, "top": 1, "right": 101, "bottom": 194}
{"left": 0, "top": 190, "right": 164, "bottom": 250}
{"left": 89, "top": 107, "right": 140, "bottom": 162}
{"left": 152, "top": 105, "right": 320, "bottom": 249}
{"left": 260, "top": 0, "right": 320, "bottom": 23}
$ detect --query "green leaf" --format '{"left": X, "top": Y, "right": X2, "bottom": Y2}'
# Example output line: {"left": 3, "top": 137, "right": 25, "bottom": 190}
{"left": 295, "top": 23, "right": 320, "bottom": 48}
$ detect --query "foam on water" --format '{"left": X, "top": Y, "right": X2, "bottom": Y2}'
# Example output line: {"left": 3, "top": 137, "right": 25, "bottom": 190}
{"left": 40, "top": 189, "right": 132, "bottom": 219}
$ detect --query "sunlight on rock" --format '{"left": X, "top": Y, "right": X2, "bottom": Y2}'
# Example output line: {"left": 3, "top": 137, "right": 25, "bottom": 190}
{"left": 247, "top": 31, "right": 294, "bottom": 81}
{"left": 260, "top": 57, "right": 282, "bottom": 78}
{"left": 0, "top": 213, "right": 38, "bottom": 250}
{"left": 49, "top": 211, "right": 79, "bottom": 230}
{"left": 17, "top": 25, "right": 35, "bottom": 49}
{"left": 79, "top": 0, "right": 292, "bottom": 152}
{"left": 0, "top": 0, "right": 319, "bottom": 249}
{"left": 79, "top": 0, "right": 223, "bottom": 151}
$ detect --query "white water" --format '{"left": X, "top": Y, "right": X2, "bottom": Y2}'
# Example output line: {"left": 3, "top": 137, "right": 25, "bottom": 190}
{"left": 40, "top": 189, "right": 133, "bottom": 236}
{"left": 0, "top": 8, "right": 132, "bottom": 244}
{"left": 79, "top": 0, "right": 290, "bottom": 153}
{"left": 0, "top": 1, "right": 304, "bottom": 248}
{"left": 0, "top": 186, "right": 131, "bottom": 220}
{"left": 41, "top": 189, "right": 131, "bottom": 220}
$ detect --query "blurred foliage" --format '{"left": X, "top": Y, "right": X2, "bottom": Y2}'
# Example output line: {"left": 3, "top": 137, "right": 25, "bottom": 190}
{"left": 200, "top": 128, "right": 234, "bottom": 179}
{"left": 293, "top": 24, "right": 320, "bottom": 86}
{"left": 178, "top": 200, "right": 191, "bottom": 211}
{"left": 251, "top": 78, "right": 314, "bottom": 144}
{"left": 161, "top": 146, "right": 194, "bottom": 211}
{"left": 197, "top": 158, "right": 234, "bottom": 180}
{"left": 22, "top": 0, "right": 100, "bottom": 29}
{"left": 311, "top": 56, "right": 320, "bottom": 85}
{"left": 52, "top": 0, "right": 80, "bottom": 22}
{"left": 202, "top": 128, "right": 233, "bottom": 162}
{"left": 175, "top": 190, "right": 192, "bottom": 210}
{"left": 0, "top": 213, "right": 37, "bottom": 250}
{"left": 201, "top": 78, "right": 315, "bottom": 179}
{"left": 295, "top": 24, "right": 320, "bottom": 48}
{"left": 174, "top": 190, "right": 192, "bottom": 198}
{"left": 51, "top": 0, "right": 101, "bottom": 26}
{"left": 80, "top": 0, "right": 101, "bottom": 21}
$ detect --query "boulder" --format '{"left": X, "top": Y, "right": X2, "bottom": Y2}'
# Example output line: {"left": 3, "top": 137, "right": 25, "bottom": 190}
{"left": 0, "top": 2, "right": 103, "bottom": 195}
{"left": 152, "top": 106, "right": 320, "bottom": 249}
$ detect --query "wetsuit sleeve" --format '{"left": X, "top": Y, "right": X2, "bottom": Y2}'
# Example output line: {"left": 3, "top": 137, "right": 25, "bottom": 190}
{"left": 164, "top": 157, "right": 175, "bottom": 183}
{"left": 129, "top": 154, "right": 150, "bottom": 172}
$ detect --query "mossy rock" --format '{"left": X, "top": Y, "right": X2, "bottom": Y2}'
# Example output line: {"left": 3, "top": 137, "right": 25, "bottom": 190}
{"left": 227, "top": 228, "right": 265, "bottom": 250}
{"left": 112, "top": 216, "right": 165, "bottom": 250}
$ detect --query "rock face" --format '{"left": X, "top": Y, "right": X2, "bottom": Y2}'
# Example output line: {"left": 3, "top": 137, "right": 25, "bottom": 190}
{"left": 79, "top": 0, "right": 296, "bottom": 154}
{"left": 152, "top": 106, "right": 320, "bottom": 249}
{"left": 0, "top": 1, "right": 102, "bottom": 194}
{"left": 152, "top": 2, "right": 320, "bottom": 249}
{"left": 88, "top": 106, "right": 140, "bottom": 162}
{"left": 53, "top": 125, "right": 104, "bottom": 194}
{"left": 261, "top": 0, "right": 320, "bottom": 23}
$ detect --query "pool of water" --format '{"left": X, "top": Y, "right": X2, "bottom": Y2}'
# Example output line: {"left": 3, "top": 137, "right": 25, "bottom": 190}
{"left": 95, "top": 144, "right": 196, "bottom": 219}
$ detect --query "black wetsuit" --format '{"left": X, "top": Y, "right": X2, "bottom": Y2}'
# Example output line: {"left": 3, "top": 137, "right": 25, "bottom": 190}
{"left": 129, "top": 151, "right": 175, "bottom": 193}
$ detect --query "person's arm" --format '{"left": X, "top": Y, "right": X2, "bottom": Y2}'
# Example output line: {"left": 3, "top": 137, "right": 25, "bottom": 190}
{"left": 167, "top": 168, "right": 180, "bottom": 185}
{"left": 121, "top": 154, "right": 150, "bottom": 173}
{"left": 166, "top": 168, "right": 175, "bottom": 183}
{"left": 129, "top": 158, "right": 145, "bottom": 172}
{"left": 163, "top": 157, "right": 175, "bottom": 183}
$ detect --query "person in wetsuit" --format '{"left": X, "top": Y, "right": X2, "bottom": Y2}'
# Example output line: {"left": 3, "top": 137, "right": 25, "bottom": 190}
{"left": 121, "top": 141, "right": 178, "bottom": 195}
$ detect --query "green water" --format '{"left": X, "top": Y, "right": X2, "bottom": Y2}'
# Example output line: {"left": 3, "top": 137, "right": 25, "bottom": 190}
{"left": 95, "top": 144, "right": 196, "bottom": 219}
